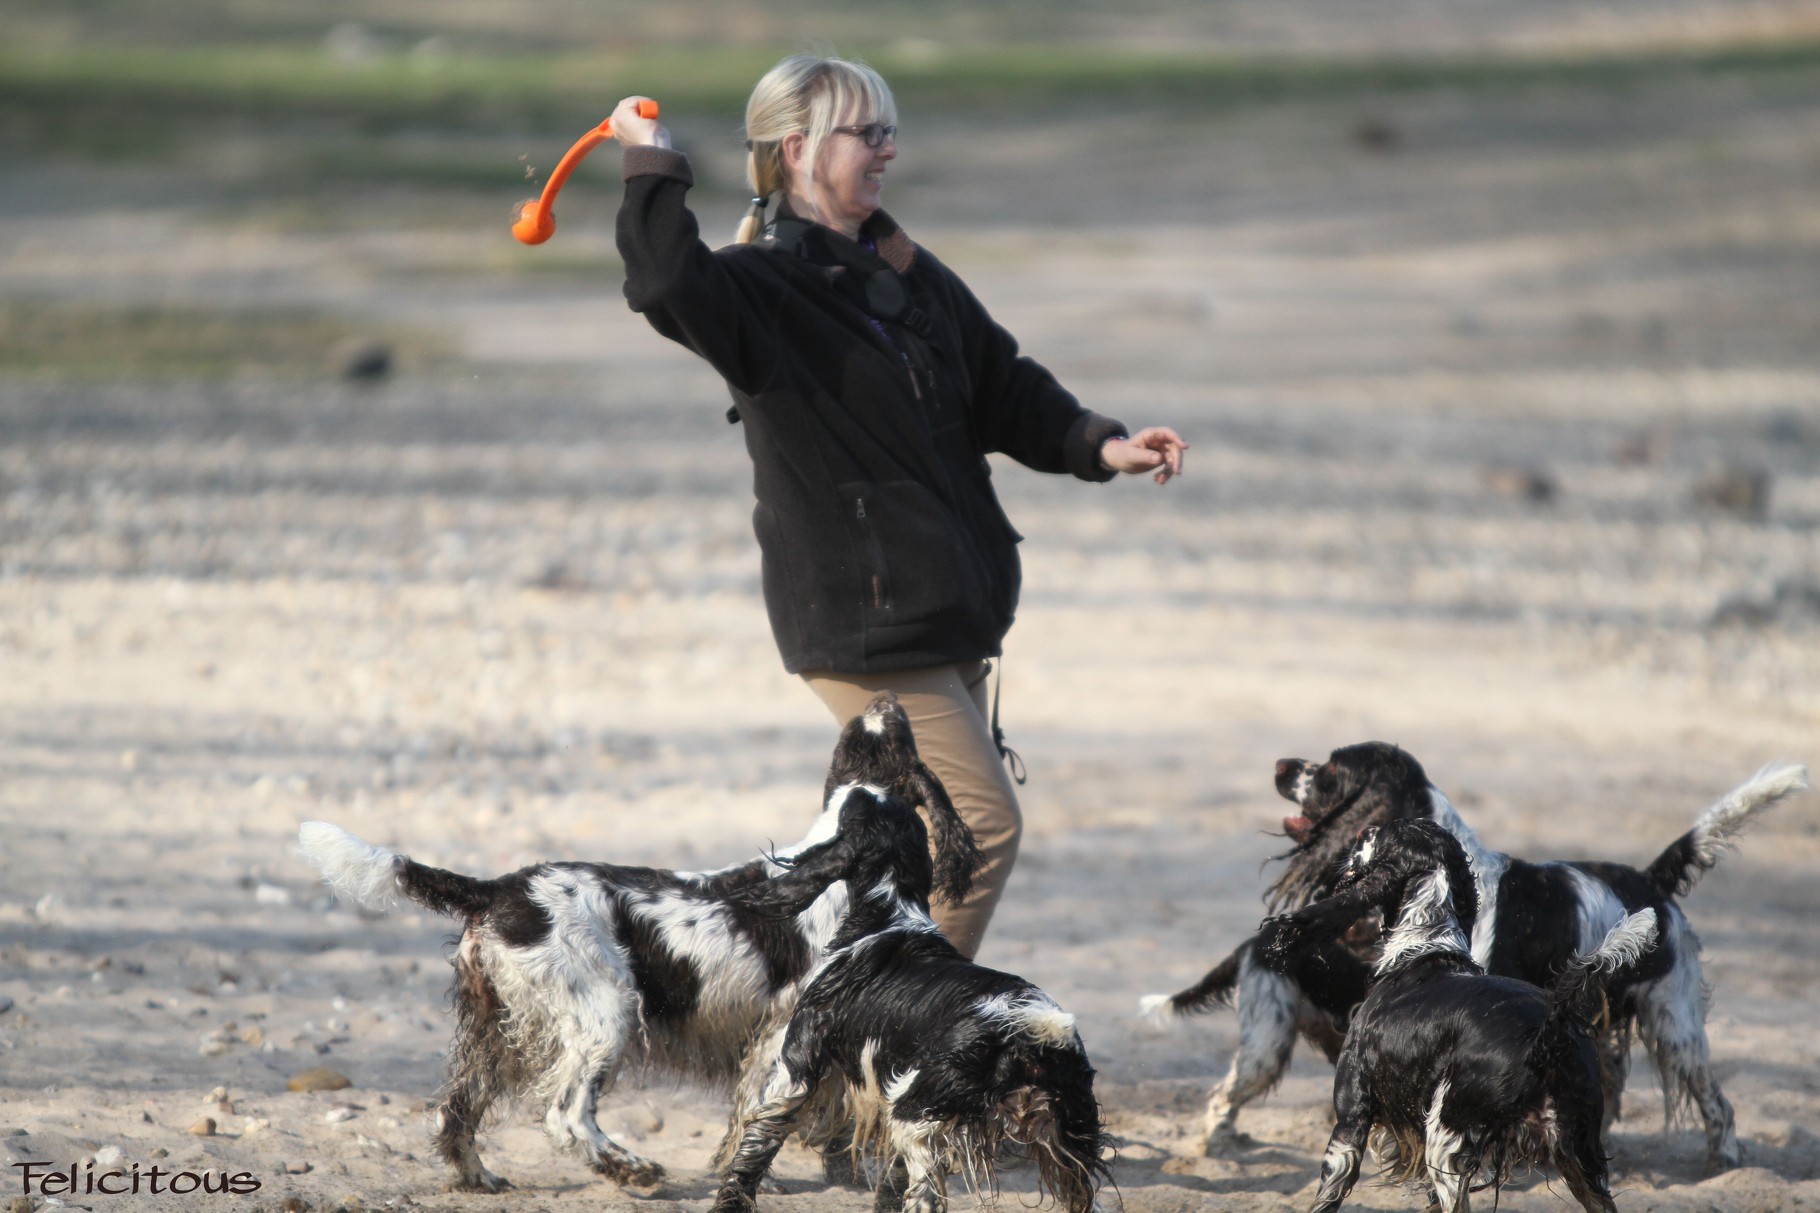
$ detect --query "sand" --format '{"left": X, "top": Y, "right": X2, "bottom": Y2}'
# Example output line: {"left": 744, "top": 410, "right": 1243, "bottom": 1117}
{"left": 2, "top": 61, "right": 1819, "bottom": 1213}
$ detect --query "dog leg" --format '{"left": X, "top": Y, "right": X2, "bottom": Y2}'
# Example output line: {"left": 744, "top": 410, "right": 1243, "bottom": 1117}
{"left": 434, "top": 1088, "right": 509, "bottom": 1193}
{"left": 1201, "top": 966, "right": 1298, "bottom": 1152}
{"left": 887, "top": 1119, "right": 948, "bottom": 1213}
{"left": 541, "top": 1068, "right": 665, "bottom": 1189}
{"left": 1553, "top": 1089, "right": 1619, "bottom": 1213}
{"left": 1309, "top": 1061, "right": 1372, "bottom": 1213}
{"left": 1595, "top": 1021, "right": 1631, "bottom": 1141}
{"left": 1638, "top": 974, "right": 1739, "bottom": 1172}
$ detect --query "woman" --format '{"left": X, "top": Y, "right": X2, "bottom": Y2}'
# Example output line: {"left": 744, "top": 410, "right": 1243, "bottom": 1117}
{"left": 611, "top": 54, "right": 1186, "bottom": 959}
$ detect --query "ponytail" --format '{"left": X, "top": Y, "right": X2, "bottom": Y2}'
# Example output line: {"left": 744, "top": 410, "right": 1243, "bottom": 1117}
{"left": 734, "top": 140, "right": 787, "bottom": 244}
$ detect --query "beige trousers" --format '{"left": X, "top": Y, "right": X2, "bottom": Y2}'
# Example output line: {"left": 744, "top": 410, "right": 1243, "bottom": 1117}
{"left": 800, "top": 660, "right": 1022, "bottom": 960}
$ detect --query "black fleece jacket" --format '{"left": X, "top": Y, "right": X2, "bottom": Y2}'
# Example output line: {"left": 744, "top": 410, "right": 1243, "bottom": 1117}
{"left": 616, "top": 145, "right": 1127, "bottom": 674}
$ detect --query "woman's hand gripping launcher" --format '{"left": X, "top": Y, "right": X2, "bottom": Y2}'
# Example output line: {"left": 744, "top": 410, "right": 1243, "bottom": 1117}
{"left": 511, "top": 100, "right": 659, "bottom": 245}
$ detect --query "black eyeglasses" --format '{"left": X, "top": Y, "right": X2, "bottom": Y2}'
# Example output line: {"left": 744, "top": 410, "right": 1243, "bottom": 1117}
{"left": 832, "top": 123, "right": 897, "bottom": 148}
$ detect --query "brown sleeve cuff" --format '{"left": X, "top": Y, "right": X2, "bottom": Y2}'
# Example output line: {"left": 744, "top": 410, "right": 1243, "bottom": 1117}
{"left": 1066, "top": 411, "right": 1129, "bottom": 483}
{"left": 622, "top": 146, "right": 695, "bottom": 186}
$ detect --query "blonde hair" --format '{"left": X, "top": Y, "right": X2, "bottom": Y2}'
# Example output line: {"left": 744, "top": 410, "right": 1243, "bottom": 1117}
{"left": 734, "top": 54, "right": 898, "bottom": 243}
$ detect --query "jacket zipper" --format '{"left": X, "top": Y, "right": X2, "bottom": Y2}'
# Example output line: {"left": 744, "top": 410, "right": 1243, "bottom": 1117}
{"left": 856, "top": 497, "right": 889, "bottom": 610}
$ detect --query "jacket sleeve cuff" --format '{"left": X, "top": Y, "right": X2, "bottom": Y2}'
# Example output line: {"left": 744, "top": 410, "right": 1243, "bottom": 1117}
{"left": 622, "top": 146, "right": 695, "bottom": 186}
{"left": 1065, "top": 412, "right": 1129, "bottom": 483}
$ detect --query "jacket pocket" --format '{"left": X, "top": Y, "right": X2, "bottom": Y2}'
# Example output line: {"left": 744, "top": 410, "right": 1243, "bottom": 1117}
{"left": 836, "top": 480, "right": 985, "bottom": 626}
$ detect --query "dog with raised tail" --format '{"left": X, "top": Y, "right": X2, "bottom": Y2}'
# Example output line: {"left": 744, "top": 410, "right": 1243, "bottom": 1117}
{"left": 1259, "top": 817, "right": 1659, "bottom": 1213}
{"left": 298, "top": 691, "right": 980, "bottom": 1196}
{"left": 711, "top": 784, "right": 1109, "bottom": 1213}
{"left": 1142, "top": 746, "right": 1807, "bottom": 1168}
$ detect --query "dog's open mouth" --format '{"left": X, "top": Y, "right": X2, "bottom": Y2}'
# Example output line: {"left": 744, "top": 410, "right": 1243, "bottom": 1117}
{"left": 1283, "top": 815, "right": 1314, "bottom": 843}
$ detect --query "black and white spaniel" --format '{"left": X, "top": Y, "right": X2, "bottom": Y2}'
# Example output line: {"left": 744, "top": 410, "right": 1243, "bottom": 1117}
{"left": 712, "top": 784, "right": 1108, "bottom": 1213}
{"left": 1144, "top": 743, "right": 1807, "bottom": 1170}
{"left": 298, "top": 691, "right": 980, "bottom": 1194}
{"left": 1258, "top": 817, "right": 1658, "bottom": 1213}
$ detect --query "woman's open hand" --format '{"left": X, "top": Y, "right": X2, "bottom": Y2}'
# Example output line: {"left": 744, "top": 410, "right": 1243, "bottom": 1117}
{"left": 610, "top": 96, "right": 669, "bottom": 149}
{"left": 1101, "top": 426, "right": 1188, "bottom": 484}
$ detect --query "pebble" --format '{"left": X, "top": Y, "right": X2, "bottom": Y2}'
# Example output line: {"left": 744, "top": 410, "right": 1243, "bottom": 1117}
{"left": 187, "top": 1117, "right": 217, "bottom": 1137}
{"left": 287, "top": 1067, "right": 351, "bottom": 1092}
{"left": 255, "top": 883, "right": 293, "bottom": 906}
{"left": 206, "top": 1086, "right": 230, "bottom": 1104}
{"left": 92, "top": 1145, "right": 126, "bottom": 1167}
{"left": 276, "top": 1159, "right": 314, "bottom": 1175}
{"left": 324, "top": 1105, "right": 358, "bottom": 1123}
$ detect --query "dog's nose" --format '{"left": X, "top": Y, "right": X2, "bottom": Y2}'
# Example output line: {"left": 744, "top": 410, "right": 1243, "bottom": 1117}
{"left": 1275, "top": 759, "right": 1294, "bottom": 779}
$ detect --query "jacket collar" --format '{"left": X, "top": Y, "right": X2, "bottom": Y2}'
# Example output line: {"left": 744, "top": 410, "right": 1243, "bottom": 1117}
{"left": 767, "top": 201, "right": 928, "bottom": 337}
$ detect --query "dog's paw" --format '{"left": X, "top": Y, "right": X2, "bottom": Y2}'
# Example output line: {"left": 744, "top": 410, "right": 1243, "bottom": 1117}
{"left": 593, "top": 1156, "right": 668, "bottom": 1190}
{"left": 1199, "top": 1129, "right": 1255, "bottom": 1156}
{"left": 446, "top": 1170, "right": 512, "bottom": 1194}
{"left": 1704, "top": 1147, "right": 1742, "bottom": 1176}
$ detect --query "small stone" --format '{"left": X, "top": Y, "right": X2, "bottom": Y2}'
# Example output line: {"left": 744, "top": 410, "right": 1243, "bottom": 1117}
{"left": 188, "top": 1117, "right": 217, "bottom": 1137}
{"left": 1480, "top": 465, "right": 1557, "bottom": 504}
{"left": 279, "top": 1194, "right": 313, "bottom": 1212}
{"left": 324, "top": 1105, "right": 358, "bottom": 1123}
{"left": 254, "top": 883, "right": 292, "bottom": 906}
{"left": 0, "top": 997, "right": 13, "bottom": 1015}
{"left": 149, "top": 1147, "right": 169, "bottom": 1158}
{"left": 287, "top": 1067, "right": 351, "bottom": 1093}
{"left": 93, "top": 1145, "right": 126, "bottom": 1167}
{"left": 1694, "top": 464, "right": 1771, "bottom": 519}
{"left": 241, "top": 1025, "right": 266, "bottom": 1047}
{"left": 206, "top": 1086, "right": 230, "bottom": 1104}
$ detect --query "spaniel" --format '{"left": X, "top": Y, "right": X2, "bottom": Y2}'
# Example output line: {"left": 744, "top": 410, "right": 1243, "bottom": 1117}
{"left": 712, "top": 783, "right": 1108, "bottom": 1213}
{"left": 298, "top": 691, "right": 979, "bottom": 1194}
{"left": 1144, "top": 743, "right": 1806, "bottom": 1170}
{"left": 1258, "top": 817, "right": 1658, "bottom": 1213}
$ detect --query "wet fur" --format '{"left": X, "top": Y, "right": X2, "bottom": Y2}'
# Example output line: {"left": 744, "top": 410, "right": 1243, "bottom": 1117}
{"left": 712, "top": 786, "right": 1107, "bottom": 1213}
{"left": 1147, "top": 743, "right": 1806, "bottom": 1168}
{"left": 298, "top": 692, "right": 978, "bottom": 1194}
{"left": 1258, "top": 818, "right": 1658, "bottom": 1213}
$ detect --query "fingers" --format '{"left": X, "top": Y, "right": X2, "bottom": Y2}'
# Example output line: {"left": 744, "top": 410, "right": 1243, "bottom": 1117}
{"left": 1125, "top": 426, "right": 1188, "bottom": 484}
{"left": 611, "top": 96, "right": 665, "bottom": 147}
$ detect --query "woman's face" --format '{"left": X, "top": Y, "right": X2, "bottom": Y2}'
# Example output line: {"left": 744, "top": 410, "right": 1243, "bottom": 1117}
{"left": 797, "top": 107, "right": 896, "bottom": 238}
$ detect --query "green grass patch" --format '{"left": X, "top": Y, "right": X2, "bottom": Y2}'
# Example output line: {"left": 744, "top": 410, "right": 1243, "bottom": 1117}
{"left": 5, "top": 38, "right": 1820, "bottom": 149}
{"left": 0, "top": 299, "right": 448, "bottom": 377}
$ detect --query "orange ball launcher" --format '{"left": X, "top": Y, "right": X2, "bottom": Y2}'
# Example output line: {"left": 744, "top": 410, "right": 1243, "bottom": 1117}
{"left": 512, "top": 100, "right": 659, "bottom": 245}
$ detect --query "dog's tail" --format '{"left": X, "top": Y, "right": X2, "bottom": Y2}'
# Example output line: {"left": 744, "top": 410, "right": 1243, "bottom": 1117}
{"left": 1644, "top": 763, "right": 1808, "bottom": 898}
{"left": 298, "top": 821, "right": 496, "bottom": 918}
{"left": 1542, "top": 908, "right": 1659, "bottom": 1040}
{"left": 1139, "top": 940, "right": 1246, "bottom": 1023}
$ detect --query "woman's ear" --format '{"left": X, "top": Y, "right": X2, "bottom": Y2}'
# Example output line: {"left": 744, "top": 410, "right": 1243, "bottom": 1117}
{"left": 780, "top": 131, "right": 808, "bottom": 178}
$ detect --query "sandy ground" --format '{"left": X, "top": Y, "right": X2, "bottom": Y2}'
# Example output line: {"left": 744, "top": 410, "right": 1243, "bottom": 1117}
{"left": 3, "top": 66, "right": 1820, "bottom": 1213}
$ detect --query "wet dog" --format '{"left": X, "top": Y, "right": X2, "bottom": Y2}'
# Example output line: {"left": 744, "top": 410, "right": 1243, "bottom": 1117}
{"left": 298, "top": 691, "right": 978, "bottom": 1194}
{"left": 1257, "top": 817, "right": 1657, "bottom": 1213}
{"left": 1144, "top": 743, "right": 1806, "bottom": 1168}
{"left": 713, "top": 784, "right": 1107, "bottom": 1213}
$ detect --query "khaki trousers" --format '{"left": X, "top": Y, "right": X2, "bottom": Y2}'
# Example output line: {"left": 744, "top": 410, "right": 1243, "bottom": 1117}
{"left": 800, "top": 660, "right": 1022, "bottom": 960}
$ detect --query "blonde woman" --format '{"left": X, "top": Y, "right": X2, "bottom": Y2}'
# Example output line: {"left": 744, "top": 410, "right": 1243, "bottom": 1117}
{"left": 611, "top": 54, "right": 1186, "bottom": 959}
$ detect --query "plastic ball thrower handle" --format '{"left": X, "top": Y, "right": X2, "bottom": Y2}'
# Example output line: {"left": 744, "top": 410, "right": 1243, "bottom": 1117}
{"left": 511, "top": 99, "right": 659, "bottom": 245}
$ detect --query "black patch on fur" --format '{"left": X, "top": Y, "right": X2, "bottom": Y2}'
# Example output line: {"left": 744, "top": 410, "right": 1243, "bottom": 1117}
{"left": 483, "top": 869, "right": 555, "bottom": 948}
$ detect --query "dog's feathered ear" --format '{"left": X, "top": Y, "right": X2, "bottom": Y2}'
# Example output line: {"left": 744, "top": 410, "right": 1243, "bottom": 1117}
{"left": 731, "top": 836, "right": 852, "bottom": 919}
{"left": 1260, "top": 863, "right": 1401, "bottom": 969}
{"left": 909, "top": 759, "right": 983, "bottom": 906}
